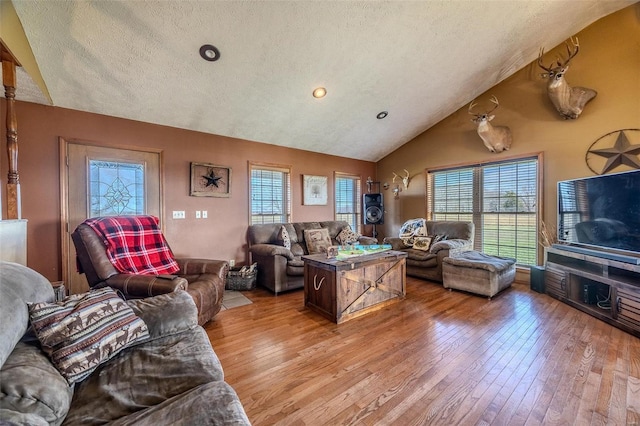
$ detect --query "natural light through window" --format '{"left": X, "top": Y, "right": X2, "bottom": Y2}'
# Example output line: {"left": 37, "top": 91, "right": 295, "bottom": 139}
{"left": 427, "top": 156, "right": 540, "bottom": 265}
{"left": 249, "top": 163, "right": 291, "bottom": 225}
{"left": 335, "top": 174, "right": 361, "bottom": 232}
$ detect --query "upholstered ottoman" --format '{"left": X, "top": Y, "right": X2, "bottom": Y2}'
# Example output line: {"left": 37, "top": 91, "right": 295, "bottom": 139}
{"left": 442, "top": 251, "right": 516, "bottom": 299}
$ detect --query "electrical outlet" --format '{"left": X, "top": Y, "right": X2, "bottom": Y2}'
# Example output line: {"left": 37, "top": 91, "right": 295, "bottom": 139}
{"left": 195, "top": 210, "right": 201, "bottom": 219}
{"left": 172, "top": 210, "right": 185, "bottom": 219}
{"left": 202, "top": 210, "right": 208, "bottom": 219}
{"left": 229, "top": 259, "right": 235, "bottom": 268}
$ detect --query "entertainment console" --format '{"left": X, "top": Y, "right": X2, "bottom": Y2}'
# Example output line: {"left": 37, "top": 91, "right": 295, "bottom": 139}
{"left": 544, "top": 246, "right": 640, "bottom": 337}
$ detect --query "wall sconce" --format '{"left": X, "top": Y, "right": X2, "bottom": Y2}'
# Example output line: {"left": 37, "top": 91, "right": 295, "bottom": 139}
{"left": 383, "top": 182, "right": 389, "bottom": 190}
{"left": 392, "top": 185, "right": 402, "bottom": 199}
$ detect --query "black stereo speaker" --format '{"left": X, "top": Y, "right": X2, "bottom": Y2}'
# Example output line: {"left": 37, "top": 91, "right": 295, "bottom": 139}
{"left": 363, "top": 193, "right": 384, "bottom": 225}
{"left": 530, "top": 265, "right": 545, "bottom": 293}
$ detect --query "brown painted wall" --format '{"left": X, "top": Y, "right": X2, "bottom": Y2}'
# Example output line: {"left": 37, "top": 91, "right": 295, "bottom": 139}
{"left": 377, "top": 5, "right": 640, "bottom": 263}
{"left": 0, "top": 102, "right": 376, "bottom": 280}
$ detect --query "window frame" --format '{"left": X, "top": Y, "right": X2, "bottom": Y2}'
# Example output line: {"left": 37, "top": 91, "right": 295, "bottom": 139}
{"left": 248, "top": 161, "right": 292, "bottom": 225}
{"left": 334, "top": 172, "right": 362, "bottom": 233}
{"left": 426, "top": 153, "right": 543, "bottom": 266}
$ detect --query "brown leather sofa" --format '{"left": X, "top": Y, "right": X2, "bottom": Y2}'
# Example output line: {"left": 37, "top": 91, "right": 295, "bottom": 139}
{"left": 383, "top": 221, "right": 475, "bottom": 283}
{"left": 248, "top": 221, "right": 377, "bottom": 294}
{"left": 72, "top": 223, "right": 228, "bottom": 325}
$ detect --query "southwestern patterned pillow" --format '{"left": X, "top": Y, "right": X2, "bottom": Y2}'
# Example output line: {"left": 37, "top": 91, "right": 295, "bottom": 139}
{"left": 28, "top": 287, "right": 149, "bottom": 385}
{"left": 336, "top": 226, "right": 360, "bottom": 245}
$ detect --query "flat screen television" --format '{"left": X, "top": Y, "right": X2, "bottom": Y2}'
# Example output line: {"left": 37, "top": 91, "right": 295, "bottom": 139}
{"left": 557, "top": 170, "right": 640, "bottom": 262}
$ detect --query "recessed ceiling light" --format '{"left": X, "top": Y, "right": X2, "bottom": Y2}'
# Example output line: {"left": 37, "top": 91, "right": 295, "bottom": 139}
{"left": 377, "top": 111, "right": 388, "bottom": 119}
{"left": 199, "top": 44, "right": 220, "bottom": 62}
{"left": 313, "top": 87, "right": 327, "bottom": 98}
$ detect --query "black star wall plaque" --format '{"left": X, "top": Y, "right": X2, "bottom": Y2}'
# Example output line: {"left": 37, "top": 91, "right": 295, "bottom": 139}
{"left": 190, "top": 162, "right": 232, "bottom": 197}
{"left": 585, "top": 129, "right": 640, "bottom": 175}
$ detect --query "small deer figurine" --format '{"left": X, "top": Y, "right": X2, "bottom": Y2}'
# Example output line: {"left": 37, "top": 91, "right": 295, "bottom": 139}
{"left": 538, "top": 37, "right": 597, "bottom": 119}
{"left": 468, "top": 96, "right": 512, "bottom": 153}
{"left": 392, "top": 169, "right": 411, "bottom": 189}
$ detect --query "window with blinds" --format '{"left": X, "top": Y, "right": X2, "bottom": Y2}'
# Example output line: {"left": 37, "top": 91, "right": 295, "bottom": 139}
{"left": 249, "top": 163, "right": 291, "bottom": 225}
{"left": 335, "top": 174, "right": 362, "bottom": 232}
{"left": 427, "top": 156, "right": 539, "bottom": 265}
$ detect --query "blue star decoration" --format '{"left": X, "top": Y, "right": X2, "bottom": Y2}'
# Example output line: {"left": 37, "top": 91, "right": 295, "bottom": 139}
{"left": 202, "top": 169, "right": 223, "bottom": 187}
{"left": 589, "top": 130, "right": 640, "bottom": 174}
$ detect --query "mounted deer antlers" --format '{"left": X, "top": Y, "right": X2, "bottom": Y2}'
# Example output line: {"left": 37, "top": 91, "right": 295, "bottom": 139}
{"left": 392, "top": 169, "right": 411, "bottom": 189}
{"left": 468, "top": 96, "right": 512, "bottom": 153}
{"left": 538, "top": 37, "right": 597, "bottom": 119}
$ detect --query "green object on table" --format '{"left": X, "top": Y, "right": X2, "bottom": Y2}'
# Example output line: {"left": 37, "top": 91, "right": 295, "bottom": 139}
{"left": 334, "top": 244, "right": 392, "bottom": 260}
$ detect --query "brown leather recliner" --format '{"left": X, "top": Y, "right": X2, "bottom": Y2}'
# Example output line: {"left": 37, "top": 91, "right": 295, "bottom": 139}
{"left": 71, "top": 223, "right": 228, "bottom": 325}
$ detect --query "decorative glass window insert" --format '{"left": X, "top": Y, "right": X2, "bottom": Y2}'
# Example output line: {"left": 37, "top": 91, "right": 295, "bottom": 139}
{"left": 250, "top": 164, "right": 291, "bottom": 225}
{"left": 89, "top": 160, "right": 145, "bottom": 216}
{"left": 428, "top": 156, "right": 539, "bottom": 265}
{"left": 335, "top": 174, "right": 362, "bottom": 233}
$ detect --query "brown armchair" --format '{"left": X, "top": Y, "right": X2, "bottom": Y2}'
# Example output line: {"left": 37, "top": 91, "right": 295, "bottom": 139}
{"left": 72, "top": 222, "right": 228, "bottom": 325}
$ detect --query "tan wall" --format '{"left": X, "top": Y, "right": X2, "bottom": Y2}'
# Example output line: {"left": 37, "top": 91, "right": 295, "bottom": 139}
{"left": 377, "top": 5, "right": 640, "bottom": 263}
{"left": 0, "top": 102, "right": 375, "bottom": 281}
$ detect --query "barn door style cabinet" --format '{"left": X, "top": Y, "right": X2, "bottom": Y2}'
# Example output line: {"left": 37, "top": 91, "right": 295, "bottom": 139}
{"left": 544, "top": 246, "right": 640, "bottom": 338}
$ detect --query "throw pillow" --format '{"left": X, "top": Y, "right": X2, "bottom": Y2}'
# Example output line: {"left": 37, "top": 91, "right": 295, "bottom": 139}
{"left": 412, "top": 234, "right": 447, "bottom": 251}
{"left": 304, "top": 228, "right": 332, "bottom": 254}
{"left": 336, "top": 226, "right": 360, "bottom": 245}
{"left": 28, "top": 287, "right": 150, "bottom": 385}
{"left": 276, "top": 225, "right": 291, "bottom": 249}
{"left": 413, "top": 236, "right": 433, "bottom": 251}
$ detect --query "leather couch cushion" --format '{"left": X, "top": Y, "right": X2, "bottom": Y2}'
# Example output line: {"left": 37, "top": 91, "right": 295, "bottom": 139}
{"left": 126, "top": 291, "right": 198, "bottom": 340}
{"left": 62, "top": 327, "right": 224, "bottom": 425}
{"left": 0, "top": 341, "right": 73, "bottom": 426}
{"left": 0, "top": 262, "right": 55, "bottom": 369}
{"left": 443, "top": 251, "right": 516, "bottom": 272}
{"left": 403, "top": 248, "right": 438, "bottom": 262}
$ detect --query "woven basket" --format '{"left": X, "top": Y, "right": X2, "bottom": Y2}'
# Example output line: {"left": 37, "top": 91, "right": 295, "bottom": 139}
{"left": 226, "top": 263, "right": 257, "bottom": 290}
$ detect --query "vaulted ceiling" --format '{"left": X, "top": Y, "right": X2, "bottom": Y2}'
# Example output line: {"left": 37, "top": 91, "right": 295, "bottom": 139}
{"left": 2, "top": 0, "right": 635, "bottom": 161}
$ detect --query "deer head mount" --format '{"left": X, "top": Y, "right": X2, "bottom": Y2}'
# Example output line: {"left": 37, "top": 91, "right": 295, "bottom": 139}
{"left": 468, "top": 96, "right": 513, "bottom": 153}
{"left": 538, "top": 37, "right": 597, "bottom": 119}
{"left": 392, "top": 169, "right": 411, "bottom": 189}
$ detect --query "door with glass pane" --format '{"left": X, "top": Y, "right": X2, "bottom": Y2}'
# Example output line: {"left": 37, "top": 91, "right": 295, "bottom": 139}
{"left": 62, "top": 140, "right": 161, "bottom": 295}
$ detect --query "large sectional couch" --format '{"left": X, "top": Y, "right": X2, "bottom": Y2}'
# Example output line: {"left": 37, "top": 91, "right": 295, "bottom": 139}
{"left": 383, "top": 220, "right": 475, "bottom": 283}
{"left": 247, "top": 221, "right": 377, "bottom": 294}
{"left": 0, "top": 261, "right": 250, "bottom": 425}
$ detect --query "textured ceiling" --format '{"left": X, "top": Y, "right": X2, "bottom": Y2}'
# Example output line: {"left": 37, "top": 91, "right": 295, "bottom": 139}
{"left": 3, "top": 0, "right": 635, "bottom": 161}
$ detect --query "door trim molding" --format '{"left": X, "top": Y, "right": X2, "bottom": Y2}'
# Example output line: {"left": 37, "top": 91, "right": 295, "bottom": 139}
{"left": 59, "top": 137, "right": 164, "bottom": 290}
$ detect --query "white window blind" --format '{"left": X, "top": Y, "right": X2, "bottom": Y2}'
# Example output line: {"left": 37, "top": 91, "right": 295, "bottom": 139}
{"left": 335, "top": 174, "right": 362, "bottom": 232}
{"left": 250, "top": 164, "right": 291, "bottom": 225}
{"left": 428, "top": 157, "right": 539, "bottom": 265}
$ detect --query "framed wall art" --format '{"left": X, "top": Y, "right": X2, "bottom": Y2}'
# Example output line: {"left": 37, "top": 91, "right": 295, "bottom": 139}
{"left": 190, "top": 162, "right": 231, "bottom": 197}
{"left": 303, "top": 175, "right": 328, "bottom": 205}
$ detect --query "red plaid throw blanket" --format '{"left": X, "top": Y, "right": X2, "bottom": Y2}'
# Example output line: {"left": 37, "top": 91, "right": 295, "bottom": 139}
{"left": 84, "top": 215, "right": 180, "bottom": 275}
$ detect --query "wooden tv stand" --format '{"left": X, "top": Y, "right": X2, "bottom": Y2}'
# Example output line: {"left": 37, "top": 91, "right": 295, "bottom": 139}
{"left": 544, "top": 246, "right": 640, "bottom": 337}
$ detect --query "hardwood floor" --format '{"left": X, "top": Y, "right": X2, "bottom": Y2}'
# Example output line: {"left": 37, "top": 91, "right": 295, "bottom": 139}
{"left": 205, "top": 277, "right": 640, "bottom": 425}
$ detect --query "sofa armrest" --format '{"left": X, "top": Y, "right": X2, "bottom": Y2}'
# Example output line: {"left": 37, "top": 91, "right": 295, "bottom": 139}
{"left": 126, "top": 291, "right": 198, "bottom": 339}
{"left": 249, "top": 243, "right": 295, "bottom": 260}
{"left": 175, "top": 258, "right": 228, "bottom": 281}
{"left": 382, "top": 237, "right": 408, "bottom": 251}
{"left": 104, "top": 274, "right": 188, "bottom": 298}
{"left": 358, "top": 236, "right": 379, "bottom": 245}
{"left": 429, "top": 239, "right": 473, "bottom": 254}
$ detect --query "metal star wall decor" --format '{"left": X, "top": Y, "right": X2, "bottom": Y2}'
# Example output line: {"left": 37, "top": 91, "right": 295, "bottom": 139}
{"left": 190, "top": 162, "right": 232, "bottom": 197}
{"left": 585, "top": 129, "right": 640, "bottom": 175}
{"left": 202, "top": 169, "right": 223, "bottom": 187}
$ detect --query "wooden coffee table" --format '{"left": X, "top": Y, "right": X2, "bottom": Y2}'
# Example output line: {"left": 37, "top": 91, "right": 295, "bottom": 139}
{"left": 302, "top": 250, "right": 407, "bottom": 323}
